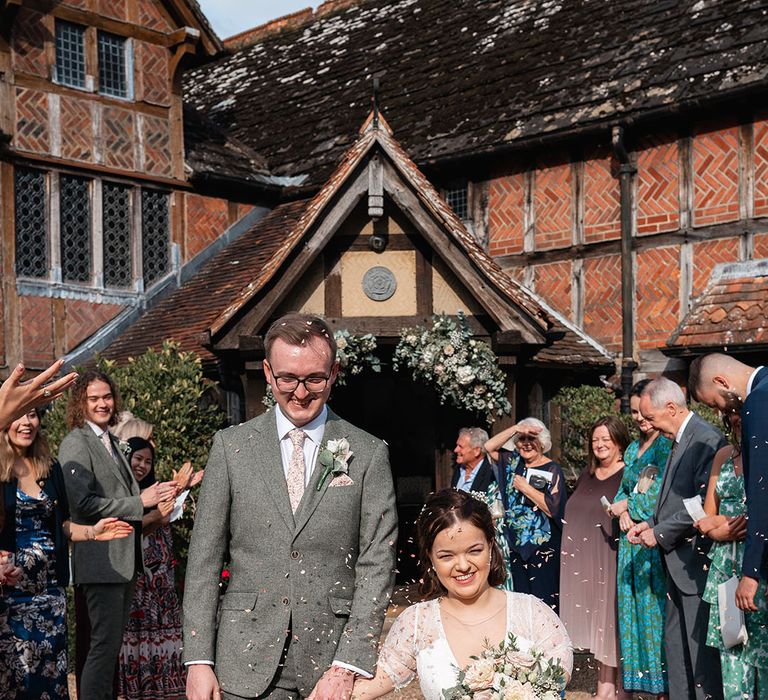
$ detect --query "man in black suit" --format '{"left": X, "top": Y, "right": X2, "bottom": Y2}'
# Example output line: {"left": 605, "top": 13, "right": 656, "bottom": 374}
{"left": 689, "top": 353, "right": 768, "bottom": 611}
{"left": 451, "top": 427, "right": 495, "bottom": 493}
{"left": 628, "top": 377, "right": 726, "bottom": 700}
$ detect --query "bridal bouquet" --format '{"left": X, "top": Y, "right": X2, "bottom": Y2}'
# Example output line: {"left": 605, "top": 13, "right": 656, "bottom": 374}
{"left": 443, "top": 633, "right": 566, "bottom": 700}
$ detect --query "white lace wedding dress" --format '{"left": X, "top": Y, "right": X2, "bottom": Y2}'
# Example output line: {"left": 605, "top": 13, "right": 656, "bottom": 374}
{"left": 377, "top": 591, "right": 573, "bottom": 700}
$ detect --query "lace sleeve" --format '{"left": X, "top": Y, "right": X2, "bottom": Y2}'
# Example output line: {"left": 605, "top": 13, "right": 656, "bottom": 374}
{"left": 512, "top": 593, "right": 574, "bottom": 678}
{"left": 376, "top": 603, "right": 420, "bottom": 690}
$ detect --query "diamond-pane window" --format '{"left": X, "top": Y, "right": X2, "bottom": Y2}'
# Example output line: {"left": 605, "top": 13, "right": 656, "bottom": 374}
{"left": 103, "top": 183, "right": 132, "bottom": 288}
{"left": 142, "top": 189, "right": 169, "bottom": 287}
{"left": 55, "top": 21, "right": 86, "bottom": 89}
{"left": 60, "top": 175, "right": 91, "bottom": 283}
{"left": 445, "top": 185, "right": 469, "bottom": 221}
{"left": 98, "top": 32, "right": 129, "bottom": 98}
{"left": 15, "top": 168, "right": 48, "bottom": 278}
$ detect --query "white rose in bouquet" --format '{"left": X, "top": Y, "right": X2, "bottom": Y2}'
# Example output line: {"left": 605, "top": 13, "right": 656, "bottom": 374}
{"left": 463, "top": 657, "right": 496, "bottom": 691}
{"left": 456, "top": 366, "right": 476, "bottom": 385}
{"left": 500, "top": 679, "right": 537, "bottom": 700}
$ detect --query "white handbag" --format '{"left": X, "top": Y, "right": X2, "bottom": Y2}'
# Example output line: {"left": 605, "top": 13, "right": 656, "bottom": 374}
{"left": 718, "top": 543, "right": 748, "bottom": 649}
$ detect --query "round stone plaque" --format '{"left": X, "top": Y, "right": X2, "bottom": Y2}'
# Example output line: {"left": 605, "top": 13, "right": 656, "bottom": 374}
{"left": 362, "top": 266, "right": 397, "bottom": 301}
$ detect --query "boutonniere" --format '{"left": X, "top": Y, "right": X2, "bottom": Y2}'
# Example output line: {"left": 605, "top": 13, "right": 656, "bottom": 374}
{"left": 118, "top": 440, "right": 131, "bottom": 458}
{"left": 316, "top": 438, "right": 353, "bottom": 491}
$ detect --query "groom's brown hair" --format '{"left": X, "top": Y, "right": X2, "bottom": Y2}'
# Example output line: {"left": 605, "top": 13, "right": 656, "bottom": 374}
{"left": 264, "top": 313, "right": 337, "bottom": 363}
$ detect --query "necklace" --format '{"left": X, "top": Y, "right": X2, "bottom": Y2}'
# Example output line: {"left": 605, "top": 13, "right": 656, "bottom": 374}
{"left": 441, "top": 600, "right": 506, "bottom": 627}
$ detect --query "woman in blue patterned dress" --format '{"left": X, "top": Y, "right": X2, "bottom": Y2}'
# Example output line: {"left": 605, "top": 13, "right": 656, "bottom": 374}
{"left": 608, "top": 379, "right": 672, "bottom": 697}
{"left": 695, "top": 414, "right": 768, "bottom": 699}
{"left": 0, "top": 409, "right": 132, "bottom": 699}
{"left": 485, "top": 417, "right": 566, "bottom": 611}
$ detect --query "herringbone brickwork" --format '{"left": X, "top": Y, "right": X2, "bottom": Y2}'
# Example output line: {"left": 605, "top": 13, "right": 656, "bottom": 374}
{"left": 754, "top": 233, "right": 768, "bottom": 259}
{"left": 103, "top": 107, "right": 136, "bottom": 171}
{"left": 534, "top": 164, "right": 572, "bottom": 250}
{"left": 64, "top": 300, "right": 124, "bottom": 353}
{"left": 488, "top": 173, "right": 525, "bottom": 256}
{"left": 142, "top": 115, "right": 172, "bottom": 177}
{"left": 238, "top": 203, "right": 256, "bottom": 220}
{"left": 21, "top": 296, "right": 55, "bottom": 369}
{"left": 692, "top": 237, "right": 740, "bottom": 296}
{"left": 137, "top": 41, "right": 170, "bottom": 107}
{"left": 583, "top": 254, "right": 621, "bottom": 350}
{"left": 636, "top": 246, "right": 680, "bottom": 348}
{"left": 60, "top": 96, "right": 93, "bottom": 162}
{"left": 584, "top": 156, "right": 620, "bottom": 243}
{"left": 98, "top": 0, "right": 128, "bottom": 21}
{"left": 754, "top": 119, "right": 768, "bottom": 217}
{"left": 64, "top": 0, "right": 88, "bottom": 8}
{"left": 138, "top": 0, "right": 173, "bottom": 32}
{"left": 692, "top": 127, "right": 740, "bottom": 227}
{"left": 15, "top": 88, "right": 49, "bottom": 154}
{"left": 533, "top": 261, "right": 572, "bottom": 321}
{"left": 185, "top": 194, "right": 229, "bottom": 258}
{"left": 636, "top": 137, "right": 680, "bottom": 235}
{"left": 504, "top": 266, "right": 525, "bottom": 284}
{"left": 11, "top": 8, "right": 48, "bottom": 78}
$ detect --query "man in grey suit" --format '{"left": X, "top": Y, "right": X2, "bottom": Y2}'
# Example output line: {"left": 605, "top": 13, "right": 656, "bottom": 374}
{"left": 628, "top": 377, "right": 726, "bottom": 700}
{"left": 60, "top": 370, "right": 175, "bottom": 700}
{"left": 184, "top": 313, "right": 398, "bottom": 700}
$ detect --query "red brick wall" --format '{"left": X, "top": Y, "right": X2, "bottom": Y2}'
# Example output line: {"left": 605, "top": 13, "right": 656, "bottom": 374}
{"left": 98, "top": 0, "right": 128, "bottom": 22}
{"left": 60, "top": 96, "right": 94, "bottom": 162}
{"left": 138, "top": 0, "right": 174, "bottom": 32}
{"left": 692, "top": 237, "right": 741, "bottom": 297}
{"left": 534, "top": 164, "right": 572, "bottom": 250}
{"left": 636, "top": 137, "right": 680, "bottom": 235}
{"left": 488, "top": 173, "right": 525, "bottom": 256}
{"left": 635, "top": 247, "right": 680, "bottom": 349}
{"left": 583, "top": 254, "right": 621, "bottom": 350}
{"left": 64, "top": 300, "right": 123, "bottom": 352}
{"left": 102, "top": 107, "right": 136, "bottom": 170}
{"left": 584, "top": 156, "right": 620, "bottom": 243}
{"left": 14, "top": 88, "right": 49, "bottom": 154}
{"left": 753, "top": 233, "right": 768, "bottom": 260}
{"left": 185, "top": 194, "right": 230, "bottom": 259}
{"left": 11, "top": 8, "right": 48, "bottom": 78}
{"left": 533, "top": 261, "right": 572, "bottom": 321}
{"left": 21, "top": 297, "right": 55, "bottom": 369}
{"left": 754, "top": 119, "right": 768, "bottom": 217}
{"left": 142, "top": 115, "right": 172, "bottom": 177}
{"left": 692, "top": 127, "right": 740, "bottom": 227}
{"left": 137, "top": 41, "right": 170, "bottom": 107}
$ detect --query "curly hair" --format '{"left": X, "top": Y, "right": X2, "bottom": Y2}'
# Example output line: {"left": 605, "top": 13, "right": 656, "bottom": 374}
{"left": 416, "top": 489, "right": 506, "bottom": 597}
{"left": 66, "top": 370, "right": 121, "bottom": 430}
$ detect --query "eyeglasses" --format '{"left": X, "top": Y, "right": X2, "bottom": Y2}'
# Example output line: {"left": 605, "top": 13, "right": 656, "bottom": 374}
{"left": 273, "top": 374, "right": 330, "bottom": 393}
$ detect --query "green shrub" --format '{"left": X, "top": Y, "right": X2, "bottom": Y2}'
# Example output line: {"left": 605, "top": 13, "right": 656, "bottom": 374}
{"left": 44, "top": 341, "right": 226, "bottom": 593}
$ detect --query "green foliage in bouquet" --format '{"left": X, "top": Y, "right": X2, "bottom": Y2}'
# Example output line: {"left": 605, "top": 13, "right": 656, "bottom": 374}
{"left": 44, "top": 341, "right": 225, "bottom": 590}
{"left": 393, "top": 312, "right": 511, "bottom": 425}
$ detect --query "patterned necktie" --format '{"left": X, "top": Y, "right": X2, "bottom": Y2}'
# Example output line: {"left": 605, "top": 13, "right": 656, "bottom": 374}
{"left": 287, "top": 428, "right": 307, "bottom": 513}
{"left": 100, "top": 430, "right": 117, "bottom": 462}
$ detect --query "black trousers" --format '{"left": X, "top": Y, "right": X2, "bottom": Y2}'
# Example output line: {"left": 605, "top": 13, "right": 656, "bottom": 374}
{"left": 508, "top": 547, "right": 560, "bottom": 613}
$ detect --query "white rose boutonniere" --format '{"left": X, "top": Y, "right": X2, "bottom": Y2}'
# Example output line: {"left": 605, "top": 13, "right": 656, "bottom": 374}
{"left": 316, "top": 438, "right": 353, "bottom": 491}
{"left": 118, "top": 440, "right": 131, "bottom": 459}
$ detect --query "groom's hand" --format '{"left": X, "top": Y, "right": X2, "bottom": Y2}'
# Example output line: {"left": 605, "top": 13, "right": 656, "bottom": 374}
{"left": 308, "top": 665, "right": 354, "bottom": 700}
{"left": 186, "top": 664, "right": 220, "bottom": 700}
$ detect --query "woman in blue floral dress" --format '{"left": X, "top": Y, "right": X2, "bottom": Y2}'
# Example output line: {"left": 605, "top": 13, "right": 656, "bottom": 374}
{"left": 0, "top": 409, "right": 132, "bottom": 699}
{"left": 695, "top": 415, "right": 768, "bottom": 700}
{"left": 608, "top": 379, "right": 672, "bottom": 697}
{"left": 485, "top": 417, "right": 566, "bottom": 611}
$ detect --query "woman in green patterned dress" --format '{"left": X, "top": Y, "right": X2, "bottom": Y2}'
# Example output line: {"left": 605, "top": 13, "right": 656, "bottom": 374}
{"left": 608, "top": 379, "right": 672, "bottom": 697}
{"left": 695, "top": 414, "right": 768, "bottom": 700}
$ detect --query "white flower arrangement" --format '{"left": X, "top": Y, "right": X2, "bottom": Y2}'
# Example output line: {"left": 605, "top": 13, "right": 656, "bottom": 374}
{"left": 393, "top": 313, "right": 511, "bottom": 423}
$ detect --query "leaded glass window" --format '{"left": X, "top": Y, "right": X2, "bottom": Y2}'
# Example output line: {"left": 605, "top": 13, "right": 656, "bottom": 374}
{"left": 55, "top": 21, "right": 86, "bottom": 89}
{"left": 98, "top": 32, "right": 129, "bottom": 98}
{"left": 60, "top": 175, "right": 91, "bottom": 283}
{"left": 445, "top": 185, "right": 469, "bottom": 221}
{"left": 15, "top": 168, "right": 48, "bottom": 278}
{"left": 103, "top": 183, "right": 132, "bottom": 288}
{"left": 142, "top": 189, "right": 169, "bottom": 287}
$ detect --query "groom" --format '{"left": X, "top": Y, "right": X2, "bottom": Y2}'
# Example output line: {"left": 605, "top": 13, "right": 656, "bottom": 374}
{"left": 183, "top": 313, "right": 398, "bottom": 700}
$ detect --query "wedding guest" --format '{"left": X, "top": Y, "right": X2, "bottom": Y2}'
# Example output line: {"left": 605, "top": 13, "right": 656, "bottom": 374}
{"left": 608, "top": 380, "right": 672, "bottom": 697}
{"left": 60, "top": 370, "right": 176, "bottom": 700}
{"left": 485, "top": 417, "right": 566, "bottom": 610}
{"left": 0, "top": 408, "right": 133, "bottom": 698}
{"left": 351, "top": 489, "right": 573, "bottom": 699}
{"left": 118, "top": 437, "right": 199, "bottom": 700}
{"left": 451, "top": 427, "right": 494, "bottom": 492}
{"left": 561, "top": 416, "right": 630, "bottom": 700}
{"left": 628, "top": 377, "right": 726, "bottom": 700}
{"left": 695, "top": 413, "right": 768, "bottom": 698}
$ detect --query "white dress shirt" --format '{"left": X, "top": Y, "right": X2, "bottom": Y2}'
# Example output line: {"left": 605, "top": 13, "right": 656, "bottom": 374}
{"left": 746, "top": 366, "right": 764, "bottom": 397}
{"left": 675, "top": 410, "right": 695, "bottom": 444}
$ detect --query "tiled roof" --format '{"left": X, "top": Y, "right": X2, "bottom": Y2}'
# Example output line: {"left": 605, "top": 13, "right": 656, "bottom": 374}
{"left": 184, "top": 0, "right": 768, "bottom": 187}
{"left": 666, "top": 259, "right": 768, "bottom": 353}
{"left": 104, "top": 200, "right": 310, "bottom": 364}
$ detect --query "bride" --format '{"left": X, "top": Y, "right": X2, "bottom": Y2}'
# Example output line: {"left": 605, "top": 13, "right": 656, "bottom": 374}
{"left": 352, "top": 489, "right": 573, "bottom": 700}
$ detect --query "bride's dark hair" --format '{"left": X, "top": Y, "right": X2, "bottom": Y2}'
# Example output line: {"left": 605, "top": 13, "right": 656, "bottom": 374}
{"left": 416, "top": 489, "right": 506, "bottom": 597}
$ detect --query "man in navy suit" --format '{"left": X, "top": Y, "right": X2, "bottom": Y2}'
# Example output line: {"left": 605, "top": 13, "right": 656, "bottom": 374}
{"left": 689, "top": 353, "right": 768, "bottom": 611}
{"left": 451, "top": 427, "right": 496, "bottom": 493}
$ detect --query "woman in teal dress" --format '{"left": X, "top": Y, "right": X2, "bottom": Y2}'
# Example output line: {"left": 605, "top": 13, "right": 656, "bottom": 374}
{"left": 695, "top": 414, "right": 768, "bottom": 700}
{"left": 609, "top": 379, "right": 672, "bottom": 697}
